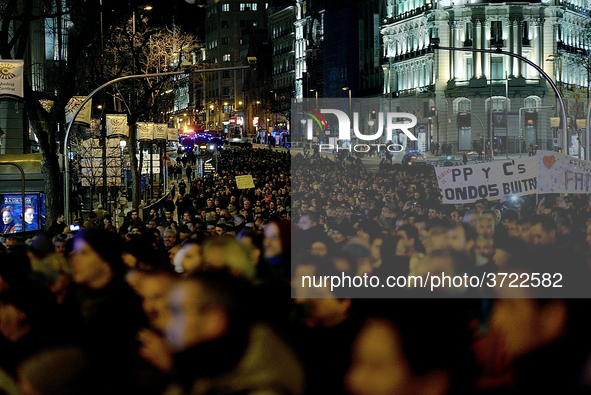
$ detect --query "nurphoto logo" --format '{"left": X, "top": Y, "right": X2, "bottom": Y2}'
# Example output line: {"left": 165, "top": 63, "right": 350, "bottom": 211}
{"left": 293, "top": 99, "right": 419, "bottom": 154}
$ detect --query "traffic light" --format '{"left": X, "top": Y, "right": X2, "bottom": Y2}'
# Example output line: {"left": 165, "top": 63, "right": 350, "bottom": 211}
{"left": 430, "top": 106, "right": 436, "bottom": 116}
{"left": 371, "top": 110, "right": 377, "bottom": 120}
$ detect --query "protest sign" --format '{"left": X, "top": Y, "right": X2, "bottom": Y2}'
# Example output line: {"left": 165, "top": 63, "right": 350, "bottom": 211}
{"left": 435, "top": 157, "right": 537, "bottom": 204}
{"left": 536, "top": 150, "right": 591, "bottom": 194}
{"left": 235, "top": 175, "right": 255, "bottom": 189}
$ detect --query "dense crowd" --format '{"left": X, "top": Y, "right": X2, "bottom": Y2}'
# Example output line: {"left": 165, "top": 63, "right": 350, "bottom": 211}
{"left": 2, "top": 147, "right": 591, "bottom": 394}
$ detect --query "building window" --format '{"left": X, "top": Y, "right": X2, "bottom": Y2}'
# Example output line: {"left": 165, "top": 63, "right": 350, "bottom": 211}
{"left": 466, "top": 58, "right": 473, "bottom": 80}
{"left": 252, "top": 20, "right": 258, "bottom": 27}
{"left": 464, "top": 22, "right": 472, "bottom": 46}
{"left": 458, "top": 99, "right": 471, "bottom": 112}
{"left": 240, "top": 20, "right": 246, "bottom": 27}
{"left": 223, "top": 70, "right": 230, "bottom": 78}
{"left": 223, "top": 54, "right": 231, "bottom": 62}
{"left": 491, "top": 98, "right": 505, "bottom": 112}
{"left": 223, "top": 87, "right": 231, "bottom": 96}
{"left": 522, "top": 21, "right": 530, "bottom": 45}
{"left": 491, "top": 57, "right": 504, "bottom": 81}
{"left": 490, "top": 21, "right": 502, "bottom": 45}
{"left": 221, "top": 20, "right": 229, "bottom": 28}
{"left": 252, "top": 3, "right": 257, "bottom": 10}
{"left": 221, "top": 3, "right": 229, "bottom": 11}
{"left": 222, "top": 37, "right": 229, "bottom": 45}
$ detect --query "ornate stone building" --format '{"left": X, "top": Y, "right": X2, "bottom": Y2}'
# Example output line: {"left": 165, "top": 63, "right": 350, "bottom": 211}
{"left": 381, "top": 0, "right": 590, "bottom": 154}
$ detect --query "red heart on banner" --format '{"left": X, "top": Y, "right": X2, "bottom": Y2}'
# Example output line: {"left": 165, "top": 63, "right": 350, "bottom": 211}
{"left": 543, "top": 156, "right": 555, "bottom": 169}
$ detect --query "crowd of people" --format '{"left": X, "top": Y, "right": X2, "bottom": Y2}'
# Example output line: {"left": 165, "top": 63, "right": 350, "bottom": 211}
{"left": 2, "top": 146, "right": 591, "bottom": 394}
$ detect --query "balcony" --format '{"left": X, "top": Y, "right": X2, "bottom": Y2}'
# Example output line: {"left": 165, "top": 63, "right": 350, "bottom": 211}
{"left": 389, "top": 48, "right": 429, "bottom": 62}
{"left": 382, "top": 3, "right": 433, "bottom": 25}
{"left": 557, "top": 41, "right": 588, "bottom": 56}
{"left": 557, "top": 0, "right": 591, "bottom": 17}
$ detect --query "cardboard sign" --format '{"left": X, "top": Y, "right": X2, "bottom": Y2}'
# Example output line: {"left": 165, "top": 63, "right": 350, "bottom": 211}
{"left": 235, "top": 175, "right": 255, "bottom": 189}
{"left": 536, "top": 150, "right": 591, "bottom": 194}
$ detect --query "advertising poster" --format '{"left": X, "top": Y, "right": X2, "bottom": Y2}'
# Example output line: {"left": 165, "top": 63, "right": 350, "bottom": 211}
{"left": 1, "top": 194, "right": 42, "bottom": 233}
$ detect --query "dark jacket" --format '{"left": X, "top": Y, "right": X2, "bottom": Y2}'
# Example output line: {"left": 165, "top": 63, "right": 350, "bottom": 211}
{"left": 165, "top": 324, "right": 304, "bottom": 395}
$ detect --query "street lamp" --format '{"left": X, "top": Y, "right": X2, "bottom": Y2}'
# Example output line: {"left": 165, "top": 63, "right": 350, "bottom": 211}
{"left": 382, "top": 66, "right": 391, "bottom": 97}
{"left": 119, "top": 139, "right": 127, "bottom": 194}
{"left": 430, "top": 41, "right": 568, "bottom": 158}
{"left": 342, "top": 87, "right": 351, "bottom": 114}
{"left": 309, "top": 89, "right": 318, "bottom": 108}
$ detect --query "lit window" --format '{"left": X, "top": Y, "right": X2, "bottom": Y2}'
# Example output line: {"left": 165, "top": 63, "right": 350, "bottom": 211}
{"left": 222, "top": 3, "right": 229, "bottom": 11}
{"left": 240, "top": 3, "right": 245, "bottom": 10}
{"left": 223, "top": 54, "right": 231, "bottom": 62}
{"left": 252, "top": 3, "right": 257, "bottom": 10}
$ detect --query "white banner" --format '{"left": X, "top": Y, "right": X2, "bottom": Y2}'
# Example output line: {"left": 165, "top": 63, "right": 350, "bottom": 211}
{"left": 106, "top": 114, "right": 128, "bottom": 137}
{"left": 65, "top": 96, "right": 92, "bottom": 126}
{"left": 167, "top": 128, "right": 179, "bottom": 141}
{"left": 0, "top": 60, "right": 24, "bottom": 98}
{"left": 137, "top": 122, "right": 154, "bottom": 141}
{"left": 154, "top": 123, "right": 168, "bottom": 140}
{"left": 536, "top": 150, "right": 591, "bottom": 194}
{"left": 435, "top": 157, "right": 537, "bottom": 204}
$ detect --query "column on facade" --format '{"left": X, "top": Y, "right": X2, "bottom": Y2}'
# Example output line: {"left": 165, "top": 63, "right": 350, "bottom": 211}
{"left": 471, "top": 19, "right": 477, "bottom": 79}
{"left": 481, "top": 21, "right": 489, "bottom": 80}
{"left": 475, "top": 19, "right": 483, "bottom": 78}
{"left": 428, "top": 57, "right": 434, "bottom": 86}
{"left": 516, "top": 19, "right": 523, "bottom": 78}
{"left": 452, "top": 21, "right": 462, "bottom": 81}
{"left": 509, "top": 18, "right": 516, "bottom": 78}
{"left": 528, "top": 19, "right": 538, "bottom": 80}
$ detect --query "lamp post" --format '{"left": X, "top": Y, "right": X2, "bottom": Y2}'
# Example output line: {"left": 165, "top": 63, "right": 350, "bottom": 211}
{"left": 309, "top": 89, "right": 318, "bottom": 108}
{"left": 382, "top": 66, "right": 391, "bottom": 98}
{"left": 256, "top": 100, "right": 261, "bottom": 137}
{"left": 342, "top": 87, "right": 351, "bottom": 114}
{"left": 119, "top": 139, "right": 127, "bottom": 195}
{"left": 546, "top": 54, "right": 565, "bottom": 153}
{"left": 430, "top": 42, "right": 568, "bottom": 158}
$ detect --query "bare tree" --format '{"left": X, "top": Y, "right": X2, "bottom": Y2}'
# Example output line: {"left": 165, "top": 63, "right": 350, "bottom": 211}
{"left": 79, "top": 14, "right": 203, "bottom": 208}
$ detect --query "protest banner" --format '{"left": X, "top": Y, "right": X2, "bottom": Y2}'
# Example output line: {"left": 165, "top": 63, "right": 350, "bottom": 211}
{"left": 435, "top": 157, "right": 537, "bottom": 204}
{"left": 536, "top": 150, "right": 591, "bottom": 194}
